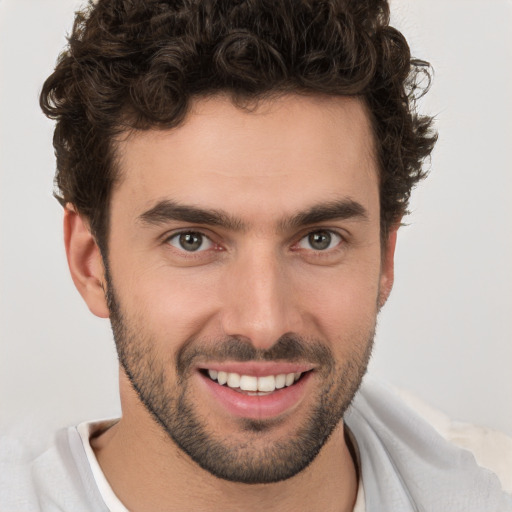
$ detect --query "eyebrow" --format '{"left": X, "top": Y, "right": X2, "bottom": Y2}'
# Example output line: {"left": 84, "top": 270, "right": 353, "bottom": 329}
{"left": 138, "top": 200, "right": 246, "bottom": 231}
{"left": 279, "top": 199, "right": 368, "bottom": 231}
{"left": 138, "top": 198, "right": 368, "bottom": 232}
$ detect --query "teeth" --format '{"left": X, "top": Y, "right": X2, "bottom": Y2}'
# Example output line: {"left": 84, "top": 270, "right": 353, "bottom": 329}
{"left": 207, "top": 370, "right": 304, "bottom": 392}
{"left": 227, "top": 373, "right": 240, "bottom": 388}
{"left": 239, "top": 375, "right": 258, "bottom": 391}
{"left": 258, "top": 375, "right": 276, "bottom": 392}
{"left": 275, "top": 374, "right": 286, "bottom": 389}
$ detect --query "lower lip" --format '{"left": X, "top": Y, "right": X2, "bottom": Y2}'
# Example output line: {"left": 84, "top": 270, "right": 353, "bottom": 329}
{"left": 199, "top": 372, "right": 312, "bottom": 420}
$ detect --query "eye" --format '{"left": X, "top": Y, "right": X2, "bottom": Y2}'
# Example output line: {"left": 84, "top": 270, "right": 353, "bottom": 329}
{"left": 167, "top": 231, "right": 214, "bottom": 252}
{"left": 297, "top": 230, "right": 342, "bottom": 251}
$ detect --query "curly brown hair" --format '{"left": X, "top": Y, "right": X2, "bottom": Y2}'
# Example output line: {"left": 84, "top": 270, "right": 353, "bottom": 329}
{"left": 40, "top": 0, "right": 437, "bottom": 251}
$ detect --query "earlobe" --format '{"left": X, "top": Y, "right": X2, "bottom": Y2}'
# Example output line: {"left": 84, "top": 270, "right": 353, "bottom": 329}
{"left": 378, "top": 227, "right": 398, "bottom": 309}
{"left": 64, "top": 205, "right": 110, "bottom": 318}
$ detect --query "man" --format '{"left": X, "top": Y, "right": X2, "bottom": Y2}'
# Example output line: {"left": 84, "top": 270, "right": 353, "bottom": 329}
{"left": 1, "top": 0, "right": 511, "bottom": 510}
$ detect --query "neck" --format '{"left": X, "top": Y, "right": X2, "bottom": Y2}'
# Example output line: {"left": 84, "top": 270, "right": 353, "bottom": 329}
{"left": 92, "top": 416, "right": 358, "bottom": 512}
{"left": 91, "top": 383, "right": 358, "bottom": 512}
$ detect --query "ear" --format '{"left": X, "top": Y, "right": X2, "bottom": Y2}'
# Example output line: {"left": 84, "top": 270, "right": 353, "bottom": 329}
{"left": 378, "top": 226, "right": 399, "bottom": 309}
{"left": 63, "top": 205, "right": 110, "bottom": 318}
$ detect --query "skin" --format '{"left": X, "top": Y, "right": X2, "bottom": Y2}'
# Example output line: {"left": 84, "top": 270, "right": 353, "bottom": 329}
{"left": 64, "top": 94, "right": 397, "bottom": 511}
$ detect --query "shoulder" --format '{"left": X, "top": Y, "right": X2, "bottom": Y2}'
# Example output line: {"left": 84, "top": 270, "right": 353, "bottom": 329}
{"left": 345, "top": 377, "right": 512, "bottom": 511}
{"left": 393, "top": 385, "right": 512, "bottom": 494}
{"left": 0, "top": 431, "right": 40, "bottom": 510}
{"left": 0, "top": 422, "right": 108, "bottom": 512}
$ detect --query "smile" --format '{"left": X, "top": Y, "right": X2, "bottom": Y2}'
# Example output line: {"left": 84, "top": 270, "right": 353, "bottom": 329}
{"left": 198, "top": 364, "right": 314, "bottom": 420}
{"left": 206, "top": 369, "right": 305, "bottom": 395}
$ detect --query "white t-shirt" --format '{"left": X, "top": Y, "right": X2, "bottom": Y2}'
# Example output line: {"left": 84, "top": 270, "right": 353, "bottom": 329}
{"left": 74, "top": 381, "right": 512, "bottom": 512}
{"left": 76, "top": 419, "right": 366, "bottom": 511}
{"left": 77, "top": 421, "right": 128, "bottom": 512}
{"left": 1, "top": 378, "right": 510, "bottom": 511}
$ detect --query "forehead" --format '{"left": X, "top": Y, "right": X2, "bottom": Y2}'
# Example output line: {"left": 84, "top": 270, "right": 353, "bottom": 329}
{"left": 112, "top": 94, "right": 379, "bottom": 225}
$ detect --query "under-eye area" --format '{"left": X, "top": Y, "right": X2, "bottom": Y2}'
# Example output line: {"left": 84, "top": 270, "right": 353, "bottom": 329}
{"left": 199, "top": 369, "right": 313, "bottom": 395}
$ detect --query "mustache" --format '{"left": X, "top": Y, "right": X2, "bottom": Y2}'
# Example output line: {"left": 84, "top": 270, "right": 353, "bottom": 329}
{"left": 176, "top": 333, "right": 334, "bottom": 376}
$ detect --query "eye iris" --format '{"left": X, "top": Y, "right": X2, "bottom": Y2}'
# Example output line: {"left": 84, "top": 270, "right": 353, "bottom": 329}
{"left": 179, "top": 232, "right": 203, "bottom": 251}
{"left": 308, "top": 231, "right": 331, "bottom": 250}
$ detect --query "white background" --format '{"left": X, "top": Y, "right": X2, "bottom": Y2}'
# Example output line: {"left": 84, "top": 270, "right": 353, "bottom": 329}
{"left": 1, "top": 0, "right": 511, "bottom": 436}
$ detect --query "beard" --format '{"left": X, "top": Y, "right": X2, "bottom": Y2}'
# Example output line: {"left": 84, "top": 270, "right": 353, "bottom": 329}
{"left": 106, "top": 274, "right": 374, "bottom": 484}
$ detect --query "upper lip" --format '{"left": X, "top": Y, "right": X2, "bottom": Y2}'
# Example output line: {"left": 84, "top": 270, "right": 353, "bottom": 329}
{"left": 196, "top": 361, "right": 315, "bottom": 377}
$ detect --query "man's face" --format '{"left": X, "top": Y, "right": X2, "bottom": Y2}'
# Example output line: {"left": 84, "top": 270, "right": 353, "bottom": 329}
{"left": 105, "top": 94, "right": 392, "bottom": 483}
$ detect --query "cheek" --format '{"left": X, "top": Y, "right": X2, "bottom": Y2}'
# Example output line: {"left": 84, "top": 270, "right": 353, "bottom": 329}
{"left": 118, "top": 263, "right": 224, "bottom": 341}
{"left": 293, "top": 262, "right": 381, "bottom": 343}
{"left": 111, "top": 245, "right": 382, "bottom": 349}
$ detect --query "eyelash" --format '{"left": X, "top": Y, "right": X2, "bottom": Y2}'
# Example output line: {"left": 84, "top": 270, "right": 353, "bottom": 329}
{"left": 164, "top": 229, "right": 346, "bottom": 256}
{"left": 165, "top": 231, "right": 219, "bottom": 255}
{"left": 293, "top": 230, "right": 344, "bottom": 253}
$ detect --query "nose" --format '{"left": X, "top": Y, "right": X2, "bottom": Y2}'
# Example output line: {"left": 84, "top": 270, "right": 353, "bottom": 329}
{"left": 219, "top": 245, "right": 303, "bottom": 350}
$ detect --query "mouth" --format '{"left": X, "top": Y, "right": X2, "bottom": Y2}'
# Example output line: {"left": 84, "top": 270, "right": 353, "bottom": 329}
{"left": 201, "top": 368, "right": 310, "bottom": 395}
{"left": 197, "top": 363, "right": 314, "bottom": 420}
